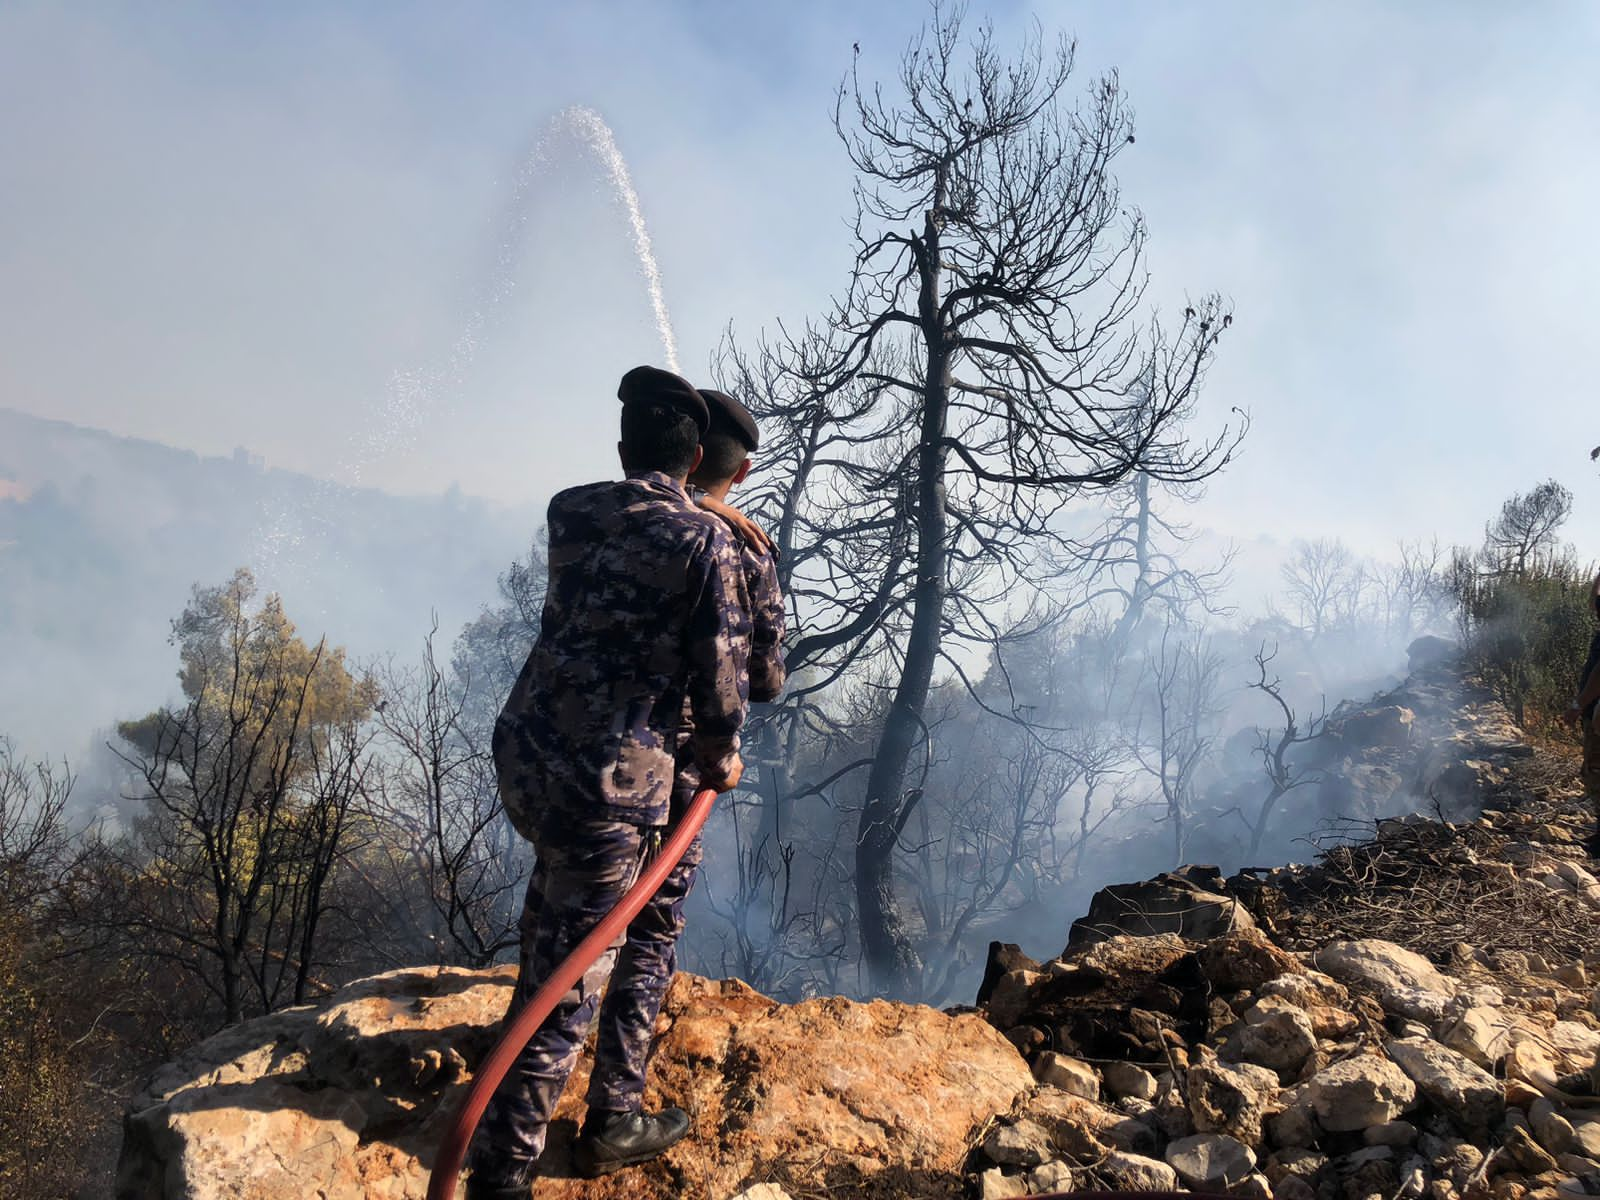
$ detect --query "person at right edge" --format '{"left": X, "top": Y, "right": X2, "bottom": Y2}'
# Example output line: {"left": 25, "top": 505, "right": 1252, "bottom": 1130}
{"left": 466, "top": 366, "right": 752, "bottom": 1197}
{"left": 1569, "top": 571, "right": 1600, "bottom": 801}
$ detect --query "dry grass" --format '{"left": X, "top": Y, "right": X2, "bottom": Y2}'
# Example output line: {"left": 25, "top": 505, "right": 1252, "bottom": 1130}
{"left": 1270, "top": 750, "right": 1600, "bottom": 968}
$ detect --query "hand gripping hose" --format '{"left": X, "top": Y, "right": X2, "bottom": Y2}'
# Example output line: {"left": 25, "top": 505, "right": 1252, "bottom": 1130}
{"left": 426, "top": 785, "right": 718, "bottom": 1200}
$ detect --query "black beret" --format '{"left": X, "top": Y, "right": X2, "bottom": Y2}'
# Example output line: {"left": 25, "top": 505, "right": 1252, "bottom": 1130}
{"left": 617, "top": 365, "right": 710, "bottom": 433}
{"left": 697, "top": 388, "right": 760, "bottom": 451}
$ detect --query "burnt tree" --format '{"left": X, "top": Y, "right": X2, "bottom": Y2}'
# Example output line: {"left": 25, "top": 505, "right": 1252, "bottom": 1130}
{"left": 825, "top": 11, "right": 1242, "bottom": 991}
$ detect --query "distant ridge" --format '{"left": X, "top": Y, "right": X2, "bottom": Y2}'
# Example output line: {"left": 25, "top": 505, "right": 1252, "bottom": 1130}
{"left": 0, "top": 405, "right": 538, "bottom": 760}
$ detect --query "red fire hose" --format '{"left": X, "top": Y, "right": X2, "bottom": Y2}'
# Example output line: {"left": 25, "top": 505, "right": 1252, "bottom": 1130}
{"left": 426, "top": 784, "right": 719, "bottom": 1200}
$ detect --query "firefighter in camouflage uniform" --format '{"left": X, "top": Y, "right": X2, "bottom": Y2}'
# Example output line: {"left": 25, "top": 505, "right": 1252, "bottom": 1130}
{"left": 466, "top": 366, "right": 762, "bottom": 1196}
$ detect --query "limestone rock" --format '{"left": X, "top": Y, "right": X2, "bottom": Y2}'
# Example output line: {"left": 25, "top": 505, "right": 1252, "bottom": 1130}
{"left": 1028, "top": 1160, "right": 1074, "bottom": 1194}
{"left": 1104, "top": 1060, "right": 1159, "bottom": 1101}
{"left": 1533, "top": 1098, "right": 1577, "bottom": 1155}
{"left": 117, "top": 968, "right": 1033, "bottom": 1200}
{"left": 1440, "top": 1006, "right": 1520, "bottom": 1069}
{"left": 1200, "top": 930, "right": 1304, "bottom": 991}
{"left": 1572, "top": 1119, "right": 1600, "bottom": 1160}
{"left": 1189, "top": 1058, "right": 1279, "bottom": 1144}
{"left": 976, "top": 1167, "right": 1030, "bottom": 1198}
{"left": 1033, "top": 1052, "right": 1100, "bottom": 1100}
{"left": 1240, "top": 1000, "right": 1319, "bottom": 1073}
{"left": 1315, "top": 941, "right": 1457, "bottom": 1014}
{"left": 1166, "top": 1132, "right": 1259, "bottom": 1188}
{"left": 1340, "top": 706, "right": 1416, "bottom": 750}
{"left": 1386, "top": 1037, "right": 1504, "bottom": 1131}
{"left": 1099, "top": 1150, "right": 1180, "bottom": 1191}
{"left": 1306, "top": 1055, "right": 1418, "bottom": 1132}
{"left": 731, "top": 1187, "right": 793, "bottom": 1200}
{"left": 1068, "top": 874, "right": 1256, "bottom": 948}
{"left": 987, "top": 968, "right": 1043, "bottom": 1030}
{"left": 1268, "top": 1091, "right": 1321, "bottom": 1149}
{"left": 983, "top": 1118, "right": 1053, "bottom": 1167}
{"left": 1366, "top": 1120, "right": 1420, "bottom": 1147}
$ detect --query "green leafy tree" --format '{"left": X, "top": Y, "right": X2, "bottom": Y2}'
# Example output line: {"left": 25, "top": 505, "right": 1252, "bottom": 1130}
{"left": 106, "top": 569, "right": 377, "bottom": 1024}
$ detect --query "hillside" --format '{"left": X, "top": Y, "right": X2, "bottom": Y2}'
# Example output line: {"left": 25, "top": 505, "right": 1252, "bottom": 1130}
{"left": 0, "top": 407, "right": 539, "bottom": 764}
{"left": 114, "top": 664, "right": 1600, "bottom": 1200}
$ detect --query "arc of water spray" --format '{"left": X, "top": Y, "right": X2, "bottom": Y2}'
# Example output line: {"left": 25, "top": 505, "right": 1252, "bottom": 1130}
{"left": 250, "top": 105, "right": 679, "bottom": 581}
{"left": 562, "top": 106, "right": 679, "bottom": 373}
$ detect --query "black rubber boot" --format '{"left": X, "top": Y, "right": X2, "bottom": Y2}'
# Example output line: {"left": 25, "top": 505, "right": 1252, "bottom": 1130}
{"left": 464, "top": 1168, "right": 532, "bottom": 1199}
{"left": 573, "top": 1107, "right": 691, "bottom": 1177}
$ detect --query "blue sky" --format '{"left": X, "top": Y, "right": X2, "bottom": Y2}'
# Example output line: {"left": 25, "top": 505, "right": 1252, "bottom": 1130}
{"left": 2, "top": 1, "right": 1596, "bottom": 560}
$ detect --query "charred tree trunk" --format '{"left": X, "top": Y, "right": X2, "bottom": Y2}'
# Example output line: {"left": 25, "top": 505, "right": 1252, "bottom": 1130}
{"left": 856, "top": 193, "right": 950, "bottom": 995}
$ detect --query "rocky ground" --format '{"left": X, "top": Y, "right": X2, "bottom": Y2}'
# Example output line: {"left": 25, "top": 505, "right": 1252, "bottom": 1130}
{"left": 116, "top": 663, "right": 1600, "bottom": 1199}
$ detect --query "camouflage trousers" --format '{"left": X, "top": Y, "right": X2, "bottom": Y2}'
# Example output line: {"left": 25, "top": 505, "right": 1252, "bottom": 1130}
{"left": 466, "top": 798, "right": 703, "bottom": 1185}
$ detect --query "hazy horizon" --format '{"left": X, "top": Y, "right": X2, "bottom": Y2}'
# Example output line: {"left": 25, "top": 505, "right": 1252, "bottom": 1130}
{"left": 2, "top": 2, "right": 1596, "bottom": 565}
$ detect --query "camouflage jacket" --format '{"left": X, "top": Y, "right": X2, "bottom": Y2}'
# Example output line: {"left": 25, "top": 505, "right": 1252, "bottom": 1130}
{"left": 670, "top": 531, "right": 786, "bottom": 806}
{"left": 495, "top": 471, "right": 752, "bottom": 827}
{"left": 743, "top": 542, "right": 787, "bottom": 704}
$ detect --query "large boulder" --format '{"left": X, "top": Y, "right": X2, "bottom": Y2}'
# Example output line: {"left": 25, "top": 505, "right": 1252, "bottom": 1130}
{"left": 1067, "top": 873, "right": 1257, "bottom": 949}
{"left": 1314, "top": 940, "right": 1458, "bottom": 1016}
{"left": 1338, "top": 706, "right": 1416, "bottom": 751}
{"left": 1406, "top": 636, "right": 1457, "bottom": 673}
{"left": 117, "top": 968, "right": 1034, "bottom": 1200}
{"left": 1384, "top": 1037, "right": 1503, "bottom": 1132}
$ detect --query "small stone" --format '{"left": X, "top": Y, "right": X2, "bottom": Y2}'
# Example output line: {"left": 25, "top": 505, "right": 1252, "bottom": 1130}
{"left": 1166, "top": 1132, "right": 1259, "bottom": 1188}
{"left": 1234, "top": 1171, "right": 1274, "bottom": 1200}
{"left": 1440, "top": 1006, "right": 1518, "bottom": 1069}
{"left": 1277, "top": 1176, "right": 1318, "bottom": 1200}
{"left": 1573, "top": 1120, "right": 1600, "bottom": 1160}
{"left": 1398, "top": 1155, "right": 1429, "bottom": 1197}
{"left": 1366, "top": 1121, "right": 1420, "bottom": 1147}
{"left": 1241, "top": 1002, "right": 1319, "bottom": 1073}
{"left": 976, "top": 1167, "right": 1029, "bottom": 1199}
{"left": 988, "top": 969, "right": 1043, "bottom": 1029}
{"left": 732, "top": 1187, "right": 794, "bottom": 1200}
{"left": 1550, "top": 1021, "right": 1600, "bottom": 1066}
{"left": 1004, "top": 1025, "right": 1047, "bottom": 1056}
{"left": 1027, "top": 1160, "right": 1074, "bottom": 1194}
{"left": 1558, "top": 963, "right": 1590, "bottom": 990}
{"left": 1505, "top": 1125, "right": 1560, "bottom": 1174}
{"left": 983, "top": 1119, "right": 1052, "bottom": 1167}
{"left": 1099, "top": 1151, "right": 1179, "bottom": 1191}
{"left": 1189, "top": 1058, "right": 1280, "bottom": 1144}
{"left": 1033, "top": 1052, "right": 1100, "bottom": 1100}
{"left": 1268, "top": 1092, "right": 1321, "bottom": 1150}
{"left": 1534, "top": 1099, "right": 1577, "bottom": 1155}
{"left": 1306, "top": 1054, "right": 1417, "bottom": 1133}
{"left": 1385, "top": 987, "right": 1455, "bottom": 1024}
{"left": 1103, "top": 1116, "right": 1159, "bottom": 1156}
{"left": 1260, "top": 972, "right": 1351, "bottom": 1009}
{"left": 1104, "top": 1060, "right": 1159, "bottom": 1101}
